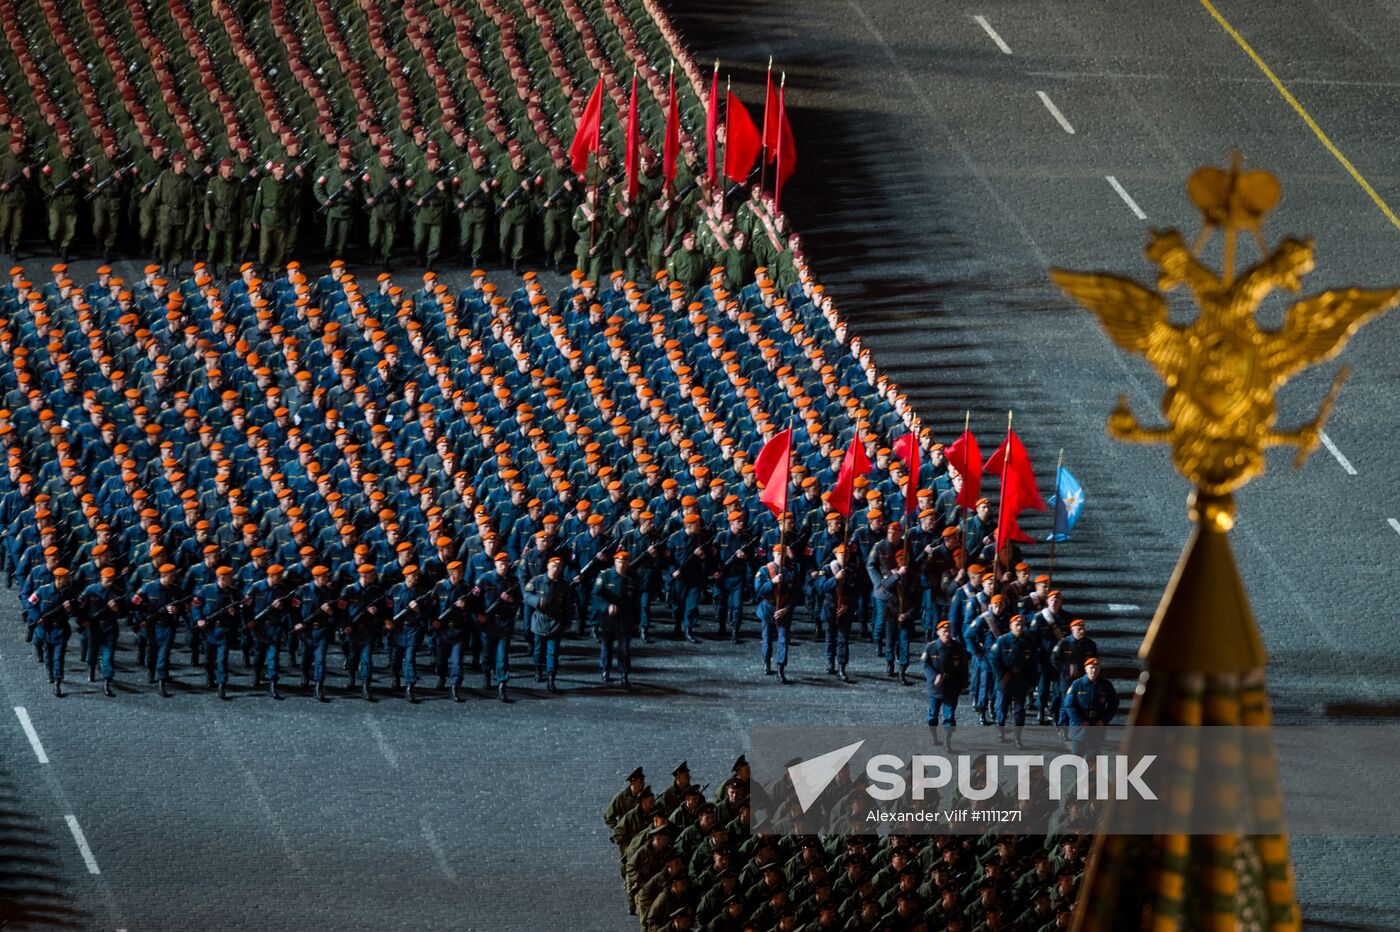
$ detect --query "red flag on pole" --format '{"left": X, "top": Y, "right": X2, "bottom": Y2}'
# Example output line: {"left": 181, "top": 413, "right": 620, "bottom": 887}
{"left": 761, "top": 62, "right": 779, "bottom": 158}
{"left": 624, "top": 74, "right": 640, "bottom": 201}
{"left": 774, "top": 79, "right": 796, "bottom": 212}
{"left": 755, "top": 428, "right": 792, "bottom": 518}
{"left": 893, "top": 433, "right": 920, "bottom": 515}
{"left": 662, "top": 70, "right": 680, "bottom": 186}
{"left": 984, "top": 428, "right": 1046, "bottom": 552}
{"left": 706, "top": 62, "right": 719, "bottom": 179}
{"left": 945, "top": 429, "right": 983, "bottom": 509}
{"left": 570, "top": 80, "right": 604, "bottom": 176}
{"left": 723, "top": 92, "right": 762, "bottom": 184}
{"left": 829, "top": 435, "right": 872, "bottom": 517}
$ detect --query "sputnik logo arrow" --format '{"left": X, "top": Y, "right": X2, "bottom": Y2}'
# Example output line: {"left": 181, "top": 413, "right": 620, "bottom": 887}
{"left": 787, "top": 740, "right": 865, "bottom": 813}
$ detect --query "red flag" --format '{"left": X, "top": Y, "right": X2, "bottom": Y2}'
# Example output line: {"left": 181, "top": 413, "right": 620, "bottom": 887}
{"left": 892, "top": 433, "right": 920, "bottom": 516}
{"left": 570, "top": 80, "right": 604, "bottom": 176}
{"left": 945, "top": 430, "right": 982, "bottom": 509}
{"left": 723, "top": 92, "right": 762, "bottom": 184}
{"left": 774, "top": 82, "right": 796, "bottom": 212}
{"left": 761, "top": 65, "right": 779, "bottom": 158}
{"left": 829, "top": 435, "right": 872, "bottom": 518}
{"left": 984, "top": 429, "right": 1046, "bottom": 552}
{"left": 624, "top": 74, "right": 640, "bottom": 201}
{"left": 662, "top": 71, "right": 680, "bottom": 185}
{"left": 706, "top": 62, "right": 719, "bottom": 181}
{"left": 755, "top": 428, "right": 792, "bottom": 518}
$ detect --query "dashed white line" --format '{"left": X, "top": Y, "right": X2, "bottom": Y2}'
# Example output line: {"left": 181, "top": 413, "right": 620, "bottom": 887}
{"left": 1387, "top": 518, "right": 1400, "bottom": 537}
{"left": 421, "top": 816, "right": 458, "bottom": 881}
{"left": 1105, "top": 176, "right": 1147, "bottom": 219}
{"left": 1318, "top": 431, "right": 1356, "bottom": 475}
{"left": 365, "top": 714, "right": 399, "bottom": 768}
{"left": 65, "top": 815, "right": 100, "bottom": 874}
{"left": 973, "top": 15, "right": 1012, "bottom": 54}
{"left": 1106, "top": 603, "right": 1143, "bottom": 613}
{"left": 14, "top": 706, "right": 48, "bottom": 764}
{"left": 1036, "top": 91, "right": 1076, "bottom": 134}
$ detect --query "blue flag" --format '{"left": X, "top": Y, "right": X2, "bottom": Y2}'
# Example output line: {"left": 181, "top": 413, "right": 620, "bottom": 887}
{"left": 1045, "top": 466, "right": 1085, "bottom": 543}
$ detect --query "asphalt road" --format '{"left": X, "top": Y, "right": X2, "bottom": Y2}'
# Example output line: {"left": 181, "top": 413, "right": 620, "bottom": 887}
{"left": 6, "top": 0, "right": 1400, "bottom": 928}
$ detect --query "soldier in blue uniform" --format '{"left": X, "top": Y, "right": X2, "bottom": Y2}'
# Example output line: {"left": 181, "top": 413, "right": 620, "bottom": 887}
{"left": 389, "top": 563, "right": 434, "bottom": 702}
{"left": 30, "top": 567, "right": 76, "bottom": 697}
{"left": 194, "top": 565, "right": 246, "bottom": 699}
{"left": 593, "top": 550, "right": 639, "bottom": 687}
{"left": 525, "top": 554, "right": 572, "bottom": 693}
{"left": 920, "top": 620, "right": 969, "bottom": 747}
{"left": 133, "top": 563, "right": 191, "bottom": 697}
{"left": 622, "top": 511, "right": 667, "bottom": 643}
{"left": 754, "top": 545, "right": 799, "bottom": 683}
{"left": 473, "top": 552, "right": 519, "bottom": 702}
{"left": 1027, "top": 590, "right": 1069, "bottom": 725}
{"left": 989, "top": 614, "right": 1038, "bottom": 748}
{"left": 667, "top": 514, "right": 713, "bottom": 643}
{"left": 713, "top": 511, "right": 756, "bottom": 643}
{"left": 816, "top": 544, "right": 860, "bottom": 682}
{"left": 1052, "top": 619, "right": 1098, "bottom": 734}
{"left": 295, "top": 565, "right": 341, "bottom": 701}
{"left": 1063, "top": 657, "right": 1119, "bottom": 756}
{"left": 964, "top": 593, "right": 1010, "bottom": 726}
{"left": 79, "top": 566, "right": 126, "bottom": 697}
{"left": 432, "top": 560, "right": 474, "bottom": 702}
{"left": 247, "top": 563, "right": 300, "bottom": 700}
{"left": 343, "top": 565, "right": 390, "bottom": 700}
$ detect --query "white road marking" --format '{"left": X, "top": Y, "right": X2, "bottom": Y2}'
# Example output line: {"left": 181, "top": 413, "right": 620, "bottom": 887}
{"left": 1036, "top": 91, "right": 1076, "bottom": 134}
{"left": 15, "top": 706, "right": 48, "bottom": 763}
{"left": 365, "top": 714, "right": 399, "bottom": 768}
{"left": 1387, "top": 518, "right": 1400, "bottom": 537}
{"left": 65, "top": 815, "right": 100, "bottom": 874}
{"left": 1106, "top": 603, "right": 1142, "bottom": 612}
{"left": 421, "top": 816, "right": 458, "bottom": 881}
{"left": 1318, "top": 431, "right": 1356, "bottom": 474}
{"left": 973, "top": 15, "right": 1012, "bottom": 54}
{"left": 1105, "top": 176, "right": 1147, "bottom": 219}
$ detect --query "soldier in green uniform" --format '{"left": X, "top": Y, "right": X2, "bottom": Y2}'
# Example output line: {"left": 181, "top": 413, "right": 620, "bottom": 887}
{"left": 610, "top": 187, "right": 647, "bottom": 284}
{"left": 185, "top": 144, "right": 216, "bottom": 265}
{"left": 134, "top": 138, "right": 168, "bottom": 260}
{"left": 537, "top": 149, "right": 576, "bottom": 273}
{"left": 364, "top": 147, "right": 402, "bottom": 271}
{"left": 496, "top": 150, "right": 535, "bottom": 273}
{"left": 0, "top": 135, "right": 33, "bottom": 258}
{"left": 41, "top": 137, "right": 87, "bottom": 261}
{"left": 283, "top": 138, "right": 312, "bottom": 252}
{"left": 151, "top": 152, "right": 196, "bottom": 274}
{"left": 203, "top": 159, "right": 243, "bottom": 280}
{"left": 86, "top": 137, "right": 128, "bottom": 262}
{"left": 409, "top": 149, "right": 450, "bottom": 271}
{"left": 721, "top": 229, "right": 757, "bottom": 292}
{"left": 232, "top": 140, "right": 261, "bottom": 264}
{"left": 667, "top": 229, "right": 706, "bottom": 292}
{"left": 454, "top": 147, "right": 493, "bottom": 269}
{"left": 313, "top": 146, "right": 360, "bottom": 260}
{"left": 572, "top": 186, "right": 612, "bottom": 283}
{"left": 251, "top": 161, "right": 297, "bottom": 273}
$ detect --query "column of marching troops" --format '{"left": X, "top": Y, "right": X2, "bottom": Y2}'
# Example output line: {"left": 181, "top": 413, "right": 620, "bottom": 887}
{"left": 0, "top": 124, "right": 791, "bottom": 282}
{"left": 604, "top": 759, "right": 1094, "bottom": 931}
{"left": 1, "top": 247, "right": 1115, "bottom": 727}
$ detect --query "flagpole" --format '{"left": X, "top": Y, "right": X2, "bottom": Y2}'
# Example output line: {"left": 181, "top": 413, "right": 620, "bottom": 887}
{"left": 958, "top": 410, "right": 971, "bottom": 559}
{"left": 774, "top": 73, "right": 786, "bottom": 214}
{"left": 759, "top": 56, "right": 772, "bottom": 196}
{"left": 774, "top": 418, "right": 792, "bottom": 633}
{"left": 992, "top": 410, "right": 1012, "bottom": 593}
{"left": 1046, "top": 448, "right": 1064, "bottom": 587}
{"left": 721, "top": 76, "right": 731, "bottom": 214}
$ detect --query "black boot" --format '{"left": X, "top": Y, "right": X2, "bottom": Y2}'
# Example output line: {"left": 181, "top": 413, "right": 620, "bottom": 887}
{"left": 315, "top": 682, "right": 326, "bottom": 703}
{"left": 362, "top": 681, "right": 373, "bottom": 702}
{"left": 777, "top": 665, "right": 789, "bottom": 685}
{"left": 393, "top": 675, "right": 401, "bottom": 691}
{"left": 88, "top": 666, "right": 96, "bottom": 683}
{"left": 436, "top": 676, "right": 446, "bottom": 690}
{"left": 535, "top": 665, "right": 544, "bottom": 683}
{"left": 269, "top": 680, "right": 281, "bottom": 700}
{"left": 997, "top": 725, "right": 1008, "bottom": 744}
{"left": 639, "top": 630, "right": 649, "bottom": 644}
{"left": 300, "top": 674, "right": 309, "bottom": 691}
{"left": 218, "top": 683, "right": 227, "bottom": 701}
{"left": 482, "top": 671, "right": 492, "bottom": 690}
{"left": 1014, "top": 727, "right": 1025, "bottom": 750}
{"left": 451, "top": 684, "right": 462, "bottom": 703}
{"left": 159, "top": 679, "right": 170, "bottom": 698}
{"left": 104, "top": 678, "right": 115, "bottom": 698}
{"left": 978, "top": 709, "right": 991, "bottom": 727}
{"left": 886, "top": 661, "right": 896, "bottom": 677}
{"left": 406, "top": 683, "right": 417, "bottom": 703}
{"left": 826, "top": 663, "right": 836, "bottom": 675}
{"left": 929, "top": 724, "right": 942, "bottom": 745}
{"left": 498, "top": 681, "right": 510, "bottom": 703}
{"left": 136, "top": 643, "right": 146, "bottom": 665}
{"left": 147, "top": 670, "right": 156, "bottom": 685}
{"left": 764, "top": 659, "right": 774, "bottom": 676}
{"left": 838, "top": 665, "right": 850, "bottom": 683}
{"left": 943, "top": 727, "right": 955, "bottom": 753}
{"left": 53, "top": 681, "right": 62, "bottom": 698}
{"left": 622, "top": 673, "right": 630, "bottom": 690}
{"left": 547, "top": 674, "right": 558, "bottom": 693}
{"left": 899, "top": 668, "right": 910, "bottom": 686}
{"left": 206, "top": 671, "right": 215, "bottom": 689}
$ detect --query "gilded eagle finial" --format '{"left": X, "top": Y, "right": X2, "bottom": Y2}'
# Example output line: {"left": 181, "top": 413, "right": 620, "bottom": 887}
{"left": 1050, "top": 155, "right": 1399, "bottom": 498}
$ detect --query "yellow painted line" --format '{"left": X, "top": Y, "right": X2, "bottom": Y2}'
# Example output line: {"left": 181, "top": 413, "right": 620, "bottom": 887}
{"left": 1199, "top": 0, "right": 1400, "bottom": 233}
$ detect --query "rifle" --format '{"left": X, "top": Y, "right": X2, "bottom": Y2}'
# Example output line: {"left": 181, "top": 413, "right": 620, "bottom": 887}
{"left": 195, "top": 596, "right": 248, "bottom": 629}
{"left": 365, "top": 174, "right": 400, "bottom": 206}
{"left": 248, "top": 588, "right": 297, "bottom": 628}
{"left": 534, "top": 176, "right": 576, "bottom": 216}
{"left": 410, "top": 162, "right": 457, "bottom": 211}
{"left": 344, "top": 581, "right": 389, "bottom": 632}
{"left": 496, "top": 182, "right": 530, "bottom": 213}
{"left": 720, "top": 530, "right": 761, "bottom": 571}
{"left": 85, "top": 160, "right": 134, "bottom": 201}
{"left": 0, "top": 159, "right": 34, "bottom": 189}
{"left": 48, "top": 161, "right": 92, "bottom": 197}
{"left": 391, "top": 589, "right": 433, "bottom": 625}
{"left": 572, "top": 534, "right": 620, "bottom": 584}
{"left": 139, "top": 593, "right": 195, "bottom": 627}
{"left": 36, "top": 598, "right": 77, "bottom": 627}
{"left": 480, "top": 579, "right": 520, "bottom": 619}
{"left": 316, "top": 163, "right": 367, "bottom": 215}
{"left": 240, "top": 160, "right": 269, "bottom": 186}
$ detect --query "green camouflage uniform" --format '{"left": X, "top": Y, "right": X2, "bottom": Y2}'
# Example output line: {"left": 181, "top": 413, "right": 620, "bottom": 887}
{"left": 87, "top": 151, "right": 126, "bottom": 258}
{"left": 151, "top": 165, "right": 196, "bottom": 270}
{"left": 251, "top": 174, "right": 298, "bottom": 271}
{"left": 0, "top": 149, "right": 31, "bottom": 254}
{"left": 454, "top": 162, "right": 491, "bottom": 265}
{"left": 496, "top": 163, "right": 533, "bottom": 267}
{"left": 41, "top": 151, "right": 84, "bottom": 255}
{"left": 314, "top": 161, "right": 360, "bottom": 259}
{"left": 538, "top": 163, "right": 575, "bottom": 269}
{"left": 572, "top": 198, "right": 613, "bottom": 284}
{"left": 365, "top": 161, "right": 402, "bottom": 265}
{"left": 203, "top": 172, "right": 243, "bottom": 276}
{"left": 409, "top": 165, "right": 449, "bottom": 268}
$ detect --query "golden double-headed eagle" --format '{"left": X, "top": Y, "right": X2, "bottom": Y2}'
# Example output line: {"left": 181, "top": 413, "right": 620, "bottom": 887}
{"left": 1051, "top": 156, "right": 1399, "bottom": 496}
